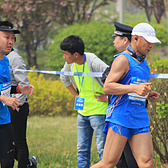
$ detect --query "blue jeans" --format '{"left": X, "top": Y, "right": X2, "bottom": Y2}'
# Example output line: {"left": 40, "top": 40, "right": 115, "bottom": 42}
{"left": 77, "top": 113, "right": 106, "bottom": 168}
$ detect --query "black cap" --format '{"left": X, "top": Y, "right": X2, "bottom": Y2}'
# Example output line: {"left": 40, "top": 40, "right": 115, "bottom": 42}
{"left": 0, "top": 21, "right": 20, "bottom": 34}
{"left": 112, "top": 21, "right": 133, "bottom": 37}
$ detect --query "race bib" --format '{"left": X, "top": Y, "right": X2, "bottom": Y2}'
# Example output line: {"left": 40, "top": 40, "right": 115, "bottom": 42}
{"left": 74, "top": 97, "right": 85, "bottom": 110}
{"left": 128, "top": 77, "right": 148, "bottom": 102}
{"left": 0, "top": 81, "right": 12, "bottom": 106}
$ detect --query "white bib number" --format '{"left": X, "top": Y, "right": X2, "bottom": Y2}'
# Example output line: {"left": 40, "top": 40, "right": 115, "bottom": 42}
{"left": 0, "top": 82, "right": 11, "bottom": 106}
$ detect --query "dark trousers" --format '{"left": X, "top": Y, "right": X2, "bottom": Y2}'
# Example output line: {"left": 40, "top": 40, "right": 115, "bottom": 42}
{"left": 8, "top": 103, "right": 29, "bottom": 168}
{"left": 116, "top": 141, "right": 139, "bottom": 168}
{"left": 0, "top": 123, "right": 14, "bottom": 168}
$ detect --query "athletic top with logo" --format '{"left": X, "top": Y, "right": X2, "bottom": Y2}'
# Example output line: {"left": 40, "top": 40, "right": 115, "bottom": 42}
{"left": 106, "top": 52, "right": 150, "bottom": 129}
{"left": 0, "top": 56, "right": 11, "bottom": 125}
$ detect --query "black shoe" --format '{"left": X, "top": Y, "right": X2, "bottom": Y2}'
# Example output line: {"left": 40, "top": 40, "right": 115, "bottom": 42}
{"left": 28, "top": 156, "right": 37, "bottom": 168}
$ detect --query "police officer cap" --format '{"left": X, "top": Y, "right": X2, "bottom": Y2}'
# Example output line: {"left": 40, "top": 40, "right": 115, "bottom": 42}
{"left": 0, "top": 21, "right": 20, "bottom": 34}
{"left": 112, "top": 21, "right": 133, "bottom": 37}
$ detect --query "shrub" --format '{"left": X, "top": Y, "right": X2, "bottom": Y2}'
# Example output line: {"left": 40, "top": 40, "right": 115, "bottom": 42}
{"left": 151, "top": 23, "right": 168, "bottom": 47}
{"left": 27, "top": 67, "right": 76, "bottom": 116}
{"left": 148, "top": 59, "right": 168, "bottom": 164}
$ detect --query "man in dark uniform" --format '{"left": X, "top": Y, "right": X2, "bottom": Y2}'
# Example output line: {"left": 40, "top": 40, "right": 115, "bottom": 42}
{"left": 112, "top": 21, "right": 132, "bottom": 40}
{"left": 102, "top": 22, "right": 139, "bottom": 168}
{"left": 102, "top": 21, "right": 133, "bottom": 85}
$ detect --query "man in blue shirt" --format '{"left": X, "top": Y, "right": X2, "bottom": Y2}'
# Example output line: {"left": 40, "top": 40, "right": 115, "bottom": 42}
{"left": 91, "top": 23, "right": 160, "bottom": 168}
{"left": 109, "top": 22, "right": 139, "bottom": 168}
{"left": 0, "top": 20, "right": 34, "bottom": 168}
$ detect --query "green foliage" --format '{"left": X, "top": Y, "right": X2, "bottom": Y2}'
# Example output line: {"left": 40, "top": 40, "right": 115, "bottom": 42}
{"left": 148, "top": 59, "right": 168, "bottom": 164}
{"left": 148, "top": 54, "right": 161, "bottom": 63}
{"left": 153, "top": 153, "right": 162, "bottom": 167}
{"left": 27, "top": 67, "right": 76, "bottom": 116}
{"left": 151, "top": 24, "right": 168, "bottom": 47}
{"left": 150, "top": 59, "right": 168, "bottom": 73}
{"left": 124, "top": 11, "right": 147, "bottom": 25}
{"left": 156, "top": 101, "right": 168, "bottom": 119}
{"left": 46, "top": 21, "right": 117, "bottom": 71}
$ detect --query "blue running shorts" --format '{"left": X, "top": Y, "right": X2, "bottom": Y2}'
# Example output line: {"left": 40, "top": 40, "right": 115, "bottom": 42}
{"left": 103, "top": 122, "right": 150, "bottom": 139}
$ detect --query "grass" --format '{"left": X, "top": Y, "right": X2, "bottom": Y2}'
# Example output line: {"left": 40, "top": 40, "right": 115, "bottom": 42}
{"left": 13, "top": 116, "right": 167, "bottom": 168}
{"left": 14, "top": 116, "right": 99, "bottom": 168}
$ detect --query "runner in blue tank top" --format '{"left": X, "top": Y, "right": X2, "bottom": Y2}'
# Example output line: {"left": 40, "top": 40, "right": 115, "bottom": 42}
{"left": 91, "top": 23, "right": 161, "bottom": 168}
{"left": 105, "top": 52, "right": 150, "bottom": 130}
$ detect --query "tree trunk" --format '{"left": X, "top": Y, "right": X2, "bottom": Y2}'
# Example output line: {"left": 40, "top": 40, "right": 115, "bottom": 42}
{"left": 164, "top": 0, "right": 168, "bottom": 35}
{"left": 25, "top": 43, "right": 31, "bottom": 67}
{"left": 145, "top": 8, "right": 151, "bottom": 22}
{"left": 32, "top": 50, "right": 38, "bottom": 68}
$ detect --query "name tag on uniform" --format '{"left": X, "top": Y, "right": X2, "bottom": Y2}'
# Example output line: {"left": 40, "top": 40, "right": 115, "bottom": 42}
{"left": 74, "top": 97, "right": 85, "bottom": 110}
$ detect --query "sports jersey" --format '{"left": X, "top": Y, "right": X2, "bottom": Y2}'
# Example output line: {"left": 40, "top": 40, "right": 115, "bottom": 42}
{"left": 106, "top": 52, "right": 150, "bottom": 128}
{"left": 0, "top": 56, "right": 11, "bottom": 125}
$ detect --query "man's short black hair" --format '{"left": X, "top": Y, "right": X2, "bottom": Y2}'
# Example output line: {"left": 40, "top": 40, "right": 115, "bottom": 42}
{"left": 60, "top": 35, "right": 85, "bottom": 55}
